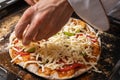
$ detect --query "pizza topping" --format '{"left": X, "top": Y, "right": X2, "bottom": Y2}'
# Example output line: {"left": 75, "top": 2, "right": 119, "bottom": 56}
{"left": 76, "top": 33, "right": 83, "bottom": 38}
{"left": 25, "top": 47, "right": 36, "bottom": 53}
{"left": 64, "top": 32, "right": 75, "bottom": 36}
{"left": 12, "top": 47, "right": 23, "bottom": 53}
{"left": 91, "top": 39, "right": 97, "bottom": 43}
{"left": 11, "top": 55, "right": 21, "bottom": 62}
{"left": 16, "top": 52, "right": 29, "bottom": 56}
{"left": 23, "top": 61, "right": 39, "bottom": 68}
{"left": 56, "top": 63, "right": 83, "bottom": 71}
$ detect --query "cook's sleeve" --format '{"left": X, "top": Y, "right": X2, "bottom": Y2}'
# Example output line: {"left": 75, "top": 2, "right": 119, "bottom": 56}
{"left": 67, "top": 0, "right": 110, "bottom": 31}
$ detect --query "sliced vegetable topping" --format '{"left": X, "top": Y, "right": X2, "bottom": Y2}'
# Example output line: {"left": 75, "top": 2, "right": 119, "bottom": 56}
{"left": 91, "top": 39, "right": 97, "bottom": 43}
{"left": 26, "top": 47, "right": 36, "bottom": 53}
{"left": 86, "top": 35, "right": 95, "bottom": 39}
{"left": 64, "top": 32, "right": 75, "bottom": 36}
{"left": 16, "top": 52, "right": 29, "bottom": 56}
{"left": 76, "top": 33, "right": 83, "bottom": 38}
{"left": 56, "top": 63, "right": 83, "bottom": 71}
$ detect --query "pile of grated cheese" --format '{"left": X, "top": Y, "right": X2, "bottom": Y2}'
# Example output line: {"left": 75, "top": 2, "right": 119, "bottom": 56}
{"left": 9, "top": 19, "right": 100, "bottom": 72}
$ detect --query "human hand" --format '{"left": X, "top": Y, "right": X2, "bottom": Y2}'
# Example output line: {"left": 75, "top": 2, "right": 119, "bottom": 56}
{"left": 24, "top": 0, "right": 39, "bottom": 5}
{"left": 15, "top": 0, "right": 73, "bottom": 45}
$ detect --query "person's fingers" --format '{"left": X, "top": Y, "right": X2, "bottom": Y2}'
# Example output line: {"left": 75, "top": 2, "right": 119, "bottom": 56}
{"left": 44, "top": 20, "right": 66, "bottom": 40}
{"left": 15, "top": 7, "right": 34, "bottom": 39}
{"left": 44, "top": 19, "right": 64, "bottom": 40}
{"left": 22, "top": 11, "right": 49, "bottom": 45}
{"left": 34, "top": 3, "right": 66, "bottom": 41}
{"left": 34, "top": 21, "right": 52, "bottom": 41}
{"left": 45, "top": 6, "right": 73, "bottom": 40}
{"left": 45, "top": 1, "right": 73, "bottom": 40}
{"left": 33, "top": 11, "right": 54, "bottom": 41}
{"left": 24, "top": 0, "right": 35, "bottom": 5}
{"left": 16, "top": 0, "right": 73, "bottom": 45}
{"left": 33, "top": 0, "right": 39, "bottom": 3}
{"left": 45, "top": 27, "right": 61, "bottom": 40}
{"left": 34, "top": 19, "right": 60, "bottom": 41}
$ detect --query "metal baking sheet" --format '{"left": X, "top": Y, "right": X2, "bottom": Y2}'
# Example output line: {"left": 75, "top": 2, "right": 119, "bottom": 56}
{"left": 0, "top": 0, "right": 19, "bottom": 11}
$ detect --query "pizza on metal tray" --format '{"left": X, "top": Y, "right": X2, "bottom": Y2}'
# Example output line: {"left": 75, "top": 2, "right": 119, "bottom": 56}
{"left": 9, "top": 18, "right": 101, "bottom": 79}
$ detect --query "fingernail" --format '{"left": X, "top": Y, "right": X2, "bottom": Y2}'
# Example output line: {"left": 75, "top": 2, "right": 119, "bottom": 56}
{"left": 22, "top": 40, "right": 30, "bottom": 45}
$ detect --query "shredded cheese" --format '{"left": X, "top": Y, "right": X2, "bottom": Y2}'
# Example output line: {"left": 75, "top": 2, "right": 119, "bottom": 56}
{"left": 11, "top": 55, "right": 21, "bottom": 63}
